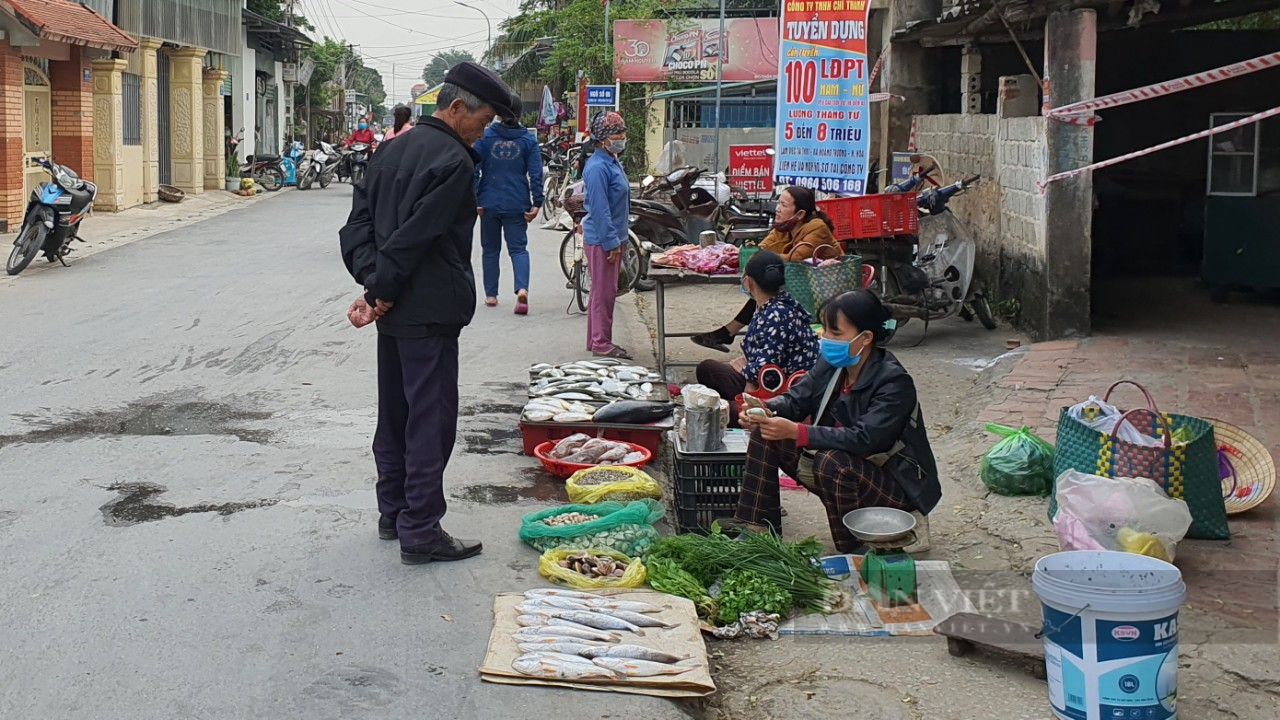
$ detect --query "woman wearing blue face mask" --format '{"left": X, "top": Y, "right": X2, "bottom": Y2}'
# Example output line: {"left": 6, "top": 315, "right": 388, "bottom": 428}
{"left": 581, "top": 111, "right": 632, "bottom": 359}
{"left": 695, "top": 250, "right": 818, "bottom": 427}
{"left": 729, "top": 290, "right": 941, "bottom": 553}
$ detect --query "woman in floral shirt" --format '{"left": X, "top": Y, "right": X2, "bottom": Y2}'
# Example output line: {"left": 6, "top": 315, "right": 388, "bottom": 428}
{"left": 696, "top": 250, "right": 819, "bottom": 427}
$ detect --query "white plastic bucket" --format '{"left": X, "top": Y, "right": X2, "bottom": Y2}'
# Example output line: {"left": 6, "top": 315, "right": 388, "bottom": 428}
{"left": 1032, "top": 551, "right": 1186, "bottom": 720}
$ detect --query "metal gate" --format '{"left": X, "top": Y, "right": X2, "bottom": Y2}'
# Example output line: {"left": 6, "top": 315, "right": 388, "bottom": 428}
{"left": 157, "top": 52, "right": 172, "bottom": 185}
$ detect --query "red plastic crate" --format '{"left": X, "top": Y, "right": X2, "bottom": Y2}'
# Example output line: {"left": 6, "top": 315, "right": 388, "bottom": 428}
{"left": 816, "top": 193, "right": 919, "bottom": 240}
{"left": 519, "top": 421, "right": 668, "bottom": 457}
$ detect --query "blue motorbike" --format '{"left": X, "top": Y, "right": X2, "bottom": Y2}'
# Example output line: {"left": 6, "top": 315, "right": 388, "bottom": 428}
{"left": 6, "top": 157, "right": 96, "bottom": 276}
{"left": 281, "top": 140, "right": 305, "bottom": 186}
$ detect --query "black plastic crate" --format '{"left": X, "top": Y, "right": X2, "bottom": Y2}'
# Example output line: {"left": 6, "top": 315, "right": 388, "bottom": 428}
{"left": 673, "top": 451, "right": 746, "bottom": 534}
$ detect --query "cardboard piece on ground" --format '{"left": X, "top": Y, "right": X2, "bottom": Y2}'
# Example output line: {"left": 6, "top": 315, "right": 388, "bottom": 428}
{"left": 780, "top": 556, "right": 978, "bottom": 637}
{"left": 479, "top": 589, "right": 716, "bottom": 698}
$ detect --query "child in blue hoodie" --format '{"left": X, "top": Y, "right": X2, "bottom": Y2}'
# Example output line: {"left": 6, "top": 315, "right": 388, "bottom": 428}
{"left": 473, "top": 98, "right": 544, "bottom": 314}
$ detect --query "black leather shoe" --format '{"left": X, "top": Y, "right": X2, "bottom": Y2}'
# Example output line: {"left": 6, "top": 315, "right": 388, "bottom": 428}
{"left": 378, "top": 515, "right": 398, "bottom": 541}
{"left": 400, "top": 533, "right": 483, "bottom": 565}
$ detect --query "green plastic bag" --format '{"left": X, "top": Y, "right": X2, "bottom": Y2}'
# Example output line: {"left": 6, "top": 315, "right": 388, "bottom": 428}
{"left": 980, "top": 424, "right": 1056, "bottom": 497}
{"left": 518, "top": 499, "right": 665, "bottom": 556}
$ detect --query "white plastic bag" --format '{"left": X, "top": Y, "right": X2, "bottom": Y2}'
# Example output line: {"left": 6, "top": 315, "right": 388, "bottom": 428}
{"left": 1053, "top": 470, "right": 1193, "bottom": 562}
{"left": 1066, "top": 396, "right": 1163, "bottom": 447}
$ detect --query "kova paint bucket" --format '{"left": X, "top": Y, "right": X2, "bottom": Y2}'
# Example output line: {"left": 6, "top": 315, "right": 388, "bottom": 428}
{"left": 1032, "top": 551, "right": 1186, "bottom": 720}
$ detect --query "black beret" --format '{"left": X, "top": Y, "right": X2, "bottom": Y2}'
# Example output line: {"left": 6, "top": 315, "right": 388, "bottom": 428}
{"left": 443, "top": 61, "right": 515, "bottom": 117}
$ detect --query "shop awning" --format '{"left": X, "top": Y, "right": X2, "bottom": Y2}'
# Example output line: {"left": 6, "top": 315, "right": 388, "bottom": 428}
{"left": 414, "top": 83, "right": 443, "bottom": 106}
{"left": 243, "top": 8, "right": 313, "bottom": 48}
{"left": 650, "top": 80, "right": 774, "bottom": 100}
{"left": 1, "top": 0, "right": 136, "bottom": 52}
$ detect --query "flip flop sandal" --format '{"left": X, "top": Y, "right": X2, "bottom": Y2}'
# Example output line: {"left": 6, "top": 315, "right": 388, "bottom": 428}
{"left": 514, "top": 292, "right": 529, "bottom": 315}
{"left": 593, "top": 346, "right": 632, "bottom": 360}
{"left": 484, "top": 297, "right": 498, "bottom": 307}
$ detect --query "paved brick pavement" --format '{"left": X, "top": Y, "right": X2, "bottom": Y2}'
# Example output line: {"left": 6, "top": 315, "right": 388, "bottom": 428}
{"left": 980, "top": 336, "right": 1279, "bottom": 633}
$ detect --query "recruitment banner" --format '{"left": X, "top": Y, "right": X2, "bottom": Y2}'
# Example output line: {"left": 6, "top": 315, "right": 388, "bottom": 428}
{"left": 613, "top": 19, "right": 780, "bottom": 83}
{"left": 774, "top": 0, "right": 872, "bottom": 195}
{"left": 729, "top": 145, "right": 775, "bottom": 197}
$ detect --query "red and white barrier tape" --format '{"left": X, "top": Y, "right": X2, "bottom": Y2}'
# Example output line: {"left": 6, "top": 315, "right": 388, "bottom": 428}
{"left": 908, "top": 115, "right": 917, "bottom": 152}
{"left": 1038, "top": 106, "right": 1280, "bottom": 191}
{"left": 1048, "top": 51, "right": 1280, "bottom": 125}
{"left": 868, "top": 45, "right": 890, "bottom": 90}
{"left": 870, "top": 93, "right": 904, "bottom": 103}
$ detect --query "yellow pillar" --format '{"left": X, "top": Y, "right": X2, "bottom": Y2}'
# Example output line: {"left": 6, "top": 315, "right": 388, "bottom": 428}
{"left": 138, "top": 37, "right": 162, "bottom": 202}
{"left": 168, "top": 47, "right": 207, "bottom": 194}
{"left": 202, "top": 68, "right": 227, "bottom": 190}
{"left": 91, "top": 58, "right": 127, "bottom": 212}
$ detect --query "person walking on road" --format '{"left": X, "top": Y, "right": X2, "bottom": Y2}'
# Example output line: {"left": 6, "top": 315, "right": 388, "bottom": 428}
{"left": 581, "top": 110, "right": 631, "bottom": 359}
{"left": 474, "top": 94, "right": 543, "bottom": 314}
{"left": 339, "top": 62, "right": 515, "bottom": 565}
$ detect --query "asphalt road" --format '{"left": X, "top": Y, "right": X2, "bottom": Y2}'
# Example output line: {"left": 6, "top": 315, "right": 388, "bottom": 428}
{"left": 0, "top": 187, "right": 688, "bottom": 719}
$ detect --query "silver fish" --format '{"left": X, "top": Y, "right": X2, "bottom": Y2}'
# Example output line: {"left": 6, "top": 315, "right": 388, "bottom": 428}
{"left": 530, "top": 363, "right": 553, "bottom": 371}
{"left": 511, "top": 625, "right": 620, "bottom": 644}
{"left": 547, "top": 617, "right": 624, "bottom": 641}
{"left": 524, "top": 410, "right": 556, "bottom": 422}
{"left": 591, "top": 657, "right": 693, "bottom": 677}
{"left": 541, "top": 609, "right": 645, "bottom": 635}
{"left": 578, "top": 361, "right": 606, "bottom": 370}
{"left": 524, "top": 595, "right": 594, "bottom": 612}
{"left": 554, "top": 392, "right": 595, "bottom": 401}
{"left": 576, "top": 598, "right": 664, "bottom": 614}
{"left": 515, "top": 641, "right": 607, "bottom": 655}
{"left": 512, "top": 653, "right": 619, "bottom": 680}
{"left": 602, "top": 609, "right": 674, "bottom": 628}
{"left": 525, "top": 589, "right": 606, "bottom": 601}
{"left": 579, "top": 645, "right": 689, "bottom": 663}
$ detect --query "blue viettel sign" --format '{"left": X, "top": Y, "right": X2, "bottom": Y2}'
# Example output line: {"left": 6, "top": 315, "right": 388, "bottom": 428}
{"left": 585, "top": 85, "right": 616, "bottom": 107}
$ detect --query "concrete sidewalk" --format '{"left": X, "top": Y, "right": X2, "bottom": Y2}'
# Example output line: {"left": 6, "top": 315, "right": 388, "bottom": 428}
{"left": 1, "top": 188, "right": 285, "bottom": 287}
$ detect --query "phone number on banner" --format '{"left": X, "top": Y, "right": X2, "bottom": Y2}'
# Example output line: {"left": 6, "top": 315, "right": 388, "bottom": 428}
{"left": 775, "top": 173, "right": 865, "bottom": 195}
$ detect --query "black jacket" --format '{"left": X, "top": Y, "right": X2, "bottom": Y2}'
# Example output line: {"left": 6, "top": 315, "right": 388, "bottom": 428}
{"left": 339, "top": 117, "right": 481, "bottom": 338}
{"left": 766, "top": 348, "right": 942, "bottom": 515}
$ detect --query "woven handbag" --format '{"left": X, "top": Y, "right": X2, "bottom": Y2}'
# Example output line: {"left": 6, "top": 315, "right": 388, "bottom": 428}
{"left": 1051, "top": 381, "right": 1229, "bottom": 540}
{"left": 783, "top": 243, "right": 863, "bottom": 316}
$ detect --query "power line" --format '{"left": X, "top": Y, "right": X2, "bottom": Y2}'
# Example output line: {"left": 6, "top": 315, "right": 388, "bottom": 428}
{"left": 328, "top": 0, "right": 485, "bottom": 42}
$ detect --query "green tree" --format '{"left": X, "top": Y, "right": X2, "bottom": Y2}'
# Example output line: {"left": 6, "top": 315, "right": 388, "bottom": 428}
{"left": 422, "top": 49, "right": 479, "bottom": 86}
{"left": 246, "top": 0, "right": 313, "bottom": 30}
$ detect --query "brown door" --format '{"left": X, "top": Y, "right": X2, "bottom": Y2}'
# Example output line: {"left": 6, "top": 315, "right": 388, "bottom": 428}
{"left": 23, "top": 63, "right": 52, "bottom": 200}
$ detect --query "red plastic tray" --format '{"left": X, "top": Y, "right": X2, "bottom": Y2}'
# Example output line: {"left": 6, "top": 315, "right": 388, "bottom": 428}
{"left": 518, "top": 420, "right": 667, "bottom": 457}
{"left": 533, "top": 441, "right": 653, "bottom": 479}
{"left": 816, "top": 193, "right": 919, "bottom": 240}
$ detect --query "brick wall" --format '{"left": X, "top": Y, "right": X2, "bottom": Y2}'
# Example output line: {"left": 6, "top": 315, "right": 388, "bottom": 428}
{"left": 0, "top": 42, "right": 24, "bottom": 232}
{"left": 50, "top": 47, "right": 94, "bottom": 184}
{"left": 910, "top": 112, "right": 1049, "bottom": 332}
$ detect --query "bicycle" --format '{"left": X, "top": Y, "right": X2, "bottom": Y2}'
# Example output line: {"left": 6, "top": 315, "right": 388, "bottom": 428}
{"left": 560, "top": 217, "right": 646, "bottom": 314}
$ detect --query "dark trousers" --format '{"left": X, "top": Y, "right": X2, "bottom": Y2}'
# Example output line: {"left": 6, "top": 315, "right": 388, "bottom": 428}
{"left": 733, "top": 299, "right": 757, "bottom": 326}
{"left": 374, "top": 333, "right": 459, "bottom": 547}
{"left": 735, "top": 428, "right": 916, "bottom": 552}
{"left": 696, "top": 359, "right": 747, "bottom": 427}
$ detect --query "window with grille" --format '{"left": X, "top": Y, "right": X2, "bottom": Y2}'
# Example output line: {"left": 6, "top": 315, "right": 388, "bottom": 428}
{"left": 123, "top": 72, "right": 142, "bottom": 146}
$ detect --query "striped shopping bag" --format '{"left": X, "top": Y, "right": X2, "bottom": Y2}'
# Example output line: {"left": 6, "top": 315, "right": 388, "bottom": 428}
{"left": 1051, "top": 381, "right": 1229, "bottom": 540}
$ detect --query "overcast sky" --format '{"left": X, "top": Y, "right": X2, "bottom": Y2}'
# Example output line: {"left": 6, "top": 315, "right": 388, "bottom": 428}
{"left": 297, "top": 0, "right": 521, "bottom": 107}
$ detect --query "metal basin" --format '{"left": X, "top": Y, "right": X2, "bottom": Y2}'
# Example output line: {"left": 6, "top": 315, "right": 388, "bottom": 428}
{"left": 842, "top": 507, "right": 917, "bottom": 543}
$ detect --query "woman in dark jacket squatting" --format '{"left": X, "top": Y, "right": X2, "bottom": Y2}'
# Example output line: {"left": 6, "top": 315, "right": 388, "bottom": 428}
{"left": 730, "top": 290, "right": 941, "bottom": 553}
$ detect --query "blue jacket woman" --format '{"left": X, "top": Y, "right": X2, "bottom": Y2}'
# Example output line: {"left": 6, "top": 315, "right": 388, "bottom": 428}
{"left": 581, "top": 110, "right": 631, "bottom": 359}
{"left": 474, "top": 102, "right": 544, "bottom": 313}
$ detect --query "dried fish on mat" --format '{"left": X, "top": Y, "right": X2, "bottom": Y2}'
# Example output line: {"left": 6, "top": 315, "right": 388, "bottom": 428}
{"left": 511, "top": 652, "right": 620, "bottom": 680}
{"left": 511, "top": 626, "right": 619, "bottom": 644}
{"left": 578, "top": 645, "right": 689, "bottom": 663}
{"left": 590, "top": 657, "right": 694, "bottom": 677}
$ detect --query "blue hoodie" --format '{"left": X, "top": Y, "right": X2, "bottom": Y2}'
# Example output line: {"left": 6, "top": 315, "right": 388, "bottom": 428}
{"left": 473, "top": 122, "right": 544, "bottom": 213}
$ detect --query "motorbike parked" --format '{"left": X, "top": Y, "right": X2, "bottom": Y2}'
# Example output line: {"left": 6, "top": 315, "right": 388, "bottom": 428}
{"left": 633, "top": 166, "right": 772, "bottom": 250}
{"left": 297, "top": 141, "right": 340, "bottom": 190}
{"left": 6, "top": 157, "right": 96, "bottom": 276}
{"left": 244, "top": 151, "right": 285, "bottom": 192}
{"left": 875, "top": 172, "right": 998, "bottom": 339}
{"left": 281, "top": 140, "right": 305, "bottom": 186}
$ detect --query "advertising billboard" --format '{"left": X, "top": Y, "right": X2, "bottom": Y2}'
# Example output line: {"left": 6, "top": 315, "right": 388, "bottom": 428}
{"left": 774, "top": 0, "right": 872, "bottom": 195}
{"left": 613, "top": 18, "right": 780, "bottom": 83}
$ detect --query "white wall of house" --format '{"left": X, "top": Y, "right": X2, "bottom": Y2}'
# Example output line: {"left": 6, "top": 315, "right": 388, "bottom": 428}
{"left": 231, "top": 36, "right": 255, "bottom": 164}
{"left": 273, "top": 60, "right": 286, "bottom": 151}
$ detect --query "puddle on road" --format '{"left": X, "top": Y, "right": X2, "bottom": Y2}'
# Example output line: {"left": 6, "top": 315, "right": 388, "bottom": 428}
{"left": 452, "top": 467, "right": 566, "bottom": 504}
{"left": 100, "top": 482, "right": 279, "bottom": 527}
{"left": 460, "top": 426, "right": 524, "bottom": 455}
{"left": 0, "top": 399, "right": 272, "bottom": 448}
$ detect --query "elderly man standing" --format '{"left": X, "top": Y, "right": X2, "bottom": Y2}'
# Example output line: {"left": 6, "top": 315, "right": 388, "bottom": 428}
{"left": 340, "top": 62, "right": 515, "bottom": 565}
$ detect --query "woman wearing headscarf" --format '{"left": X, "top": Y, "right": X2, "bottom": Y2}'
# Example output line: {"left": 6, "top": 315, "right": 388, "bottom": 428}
{"left": 690, "top": 185, "right": 841, "bottom": 352}
{"left": 581, "top": 110, "right": 631, "bottom": 359}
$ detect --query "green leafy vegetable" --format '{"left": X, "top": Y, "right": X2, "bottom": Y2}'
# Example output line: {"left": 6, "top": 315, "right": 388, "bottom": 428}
{"left": 717, "top": 570, "right": 793, "bottom": 625}
{"left": 646, "top": 557, "right": 718, "bottom": 620}
{"left": 648, "top": 529, "right": 842, "bottom": 616}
